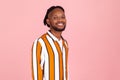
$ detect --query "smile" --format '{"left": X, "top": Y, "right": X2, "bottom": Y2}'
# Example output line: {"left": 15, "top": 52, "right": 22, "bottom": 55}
{"left": 57, "top": 23, "right": 64, "bottom": 26}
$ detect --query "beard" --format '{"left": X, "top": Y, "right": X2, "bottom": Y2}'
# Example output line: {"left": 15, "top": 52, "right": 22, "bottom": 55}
{"left": 51, "top": 25, "right": 66, "bottom": 32}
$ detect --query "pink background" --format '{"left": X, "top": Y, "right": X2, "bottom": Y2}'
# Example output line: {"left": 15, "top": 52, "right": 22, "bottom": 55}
{"left": 0, "top": 0, "right": 120, "bottom": 80}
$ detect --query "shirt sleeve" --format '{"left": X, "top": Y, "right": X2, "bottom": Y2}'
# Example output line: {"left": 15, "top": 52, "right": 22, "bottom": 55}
{"left": 32, "top": 39, "right": 44, "bottom": 80}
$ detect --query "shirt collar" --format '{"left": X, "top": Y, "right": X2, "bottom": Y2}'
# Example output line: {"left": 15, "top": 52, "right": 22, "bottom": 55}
{"left": 47, "top": 30, "right": 63, "bottom": 42}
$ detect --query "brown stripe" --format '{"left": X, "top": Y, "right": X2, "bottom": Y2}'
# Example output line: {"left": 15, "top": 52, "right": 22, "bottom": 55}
{"left": 42, "top": 34, "right": 55, "bottom": 80}
{"left": 31, "top": 43, "right": 34, "bottom": 80}
{"left": 54, "top": 41, "right": 64, "bottom": 80}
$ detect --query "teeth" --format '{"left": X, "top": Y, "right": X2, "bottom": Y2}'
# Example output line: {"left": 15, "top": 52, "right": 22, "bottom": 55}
{"left": 57, "top": 23, "right": 64, "bottom": 26}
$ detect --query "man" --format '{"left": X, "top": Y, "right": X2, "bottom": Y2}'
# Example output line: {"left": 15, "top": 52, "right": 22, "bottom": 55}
{"left": 32, "top": 6, "right": 69, "bottom": 80}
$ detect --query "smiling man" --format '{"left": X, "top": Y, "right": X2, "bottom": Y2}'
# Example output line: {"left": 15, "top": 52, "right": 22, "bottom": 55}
{"left": 32, "top": 6, "right": 69, "bottom": 80}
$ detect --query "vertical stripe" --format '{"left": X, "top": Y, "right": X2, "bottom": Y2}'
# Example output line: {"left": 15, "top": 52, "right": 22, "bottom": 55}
{"left": 54, "top": 41, "right": 64, "bottom": 80}
{"left": 31, "top": 43, "right": 34, "bottom": 80}
{"left": 39, "top": 38, "right": 49, "bottom": 80}
{"left": 63, "top": 41, "right": 68, "bottom": 80}
{"left": 42, "top": 34, "right": 55, "bottom": 80}
{"left": 62, "top": 47, "right": 66, "bottom": 80}
{"left": 36, "top": 41, "right": 43, "bottom": 80}
{"left": 32, "top": 40, "right": 38, "bottom": 80}
{"left": 32, "top": 40, "right": 43, "bottom": 80}
{"left": 46, "top": 35, "right": 60, "bottom": 80}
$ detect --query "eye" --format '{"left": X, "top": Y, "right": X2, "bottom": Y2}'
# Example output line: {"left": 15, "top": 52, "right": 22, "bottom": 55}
{"left": 61, "top": 16, "right": 65, "bottom": 19}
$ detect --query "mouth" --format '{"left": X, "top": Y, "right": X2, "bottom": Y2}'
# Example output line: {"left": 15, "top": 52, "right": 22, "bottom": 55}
{"left": 57, "top": 22, "right": 65, "bottom": 26}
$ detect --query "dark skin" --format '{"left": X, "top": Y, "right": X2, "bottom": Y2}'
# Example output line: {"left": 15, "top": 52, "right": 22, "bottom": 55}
{"left": 46, "top": 8, "right": 66, "bottom": 40}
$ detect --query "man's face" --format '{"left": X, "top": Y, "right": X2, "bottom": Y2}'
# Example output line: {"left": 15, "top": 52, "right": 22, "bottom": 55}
{"left": 47, "top": 8, "right": 66, "bottom": 32}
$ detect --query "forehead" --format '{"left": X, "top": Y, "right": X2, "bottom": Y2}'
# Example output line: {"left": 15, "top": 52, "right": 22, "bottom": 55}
{"left": 48, "top": 8, "right": 65, "bottom": 17}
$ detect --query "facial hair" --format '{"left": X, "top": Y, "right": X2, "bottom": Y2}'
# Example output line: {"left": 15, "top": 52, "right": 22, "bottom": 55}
{"left": 51, "top": 25, "right": 66, "bottom": 32}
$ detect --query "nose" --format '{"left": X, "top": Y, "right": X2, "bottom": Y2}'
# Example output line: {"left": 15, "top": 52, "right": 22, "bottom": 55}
{"left": 56, "top": 17, "right": 61, "bottom": 20}
{"left": 57, "top": 17, "right": 62, "bottom": 22}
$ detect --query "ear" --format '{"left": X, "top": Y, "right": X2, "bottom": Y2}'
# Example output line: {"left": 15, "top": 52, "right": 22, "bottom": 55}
{"left": 46, "top": 19, "right": 50, "bottom": 25}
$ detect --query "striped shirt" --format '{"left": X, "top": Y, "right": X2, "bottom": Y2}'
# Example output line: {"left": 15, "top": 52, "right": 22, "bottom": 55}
{"left": 32, "top": 31, "right": 68, "bottom": 80}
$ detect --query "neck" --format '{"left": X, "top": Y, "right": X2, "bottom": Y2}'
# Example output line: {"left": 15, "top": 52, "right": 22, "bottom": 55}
{"left": 50, "top": 29, "right": 62, "bottom": 40}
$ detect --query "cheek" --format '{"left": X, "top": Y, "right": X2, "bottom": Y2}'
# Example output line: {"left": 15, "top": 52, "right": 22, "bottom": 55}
{"left": 65, "top": 18, "right": 67, "bottom": 21}
{"left": 65, "top": 20, "right": 67, "bottom": 23}
{"left": 51, "top": 20, "right": 57, "bottom": 25}
{"left": 62, "top": 19, "right": 66, "bottom": 22}
{"left": 64, "top": 20, "right": 66, "bottom": 23}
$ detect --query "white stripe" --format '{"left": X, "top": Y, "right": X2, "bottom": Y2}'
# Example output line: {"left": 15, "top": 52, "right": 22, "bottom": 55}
{"left": 63, "top": 41, "right": 68, "bottom": 80}
{"left": 32, "top": 39, "right": 38, "bottom": 80}
{"left": 63, "top": 47, "right": 66, "bottom": 80}
{"left": 38, "top": 38, "right": 49, "bottom": 80}
{"left": 46, "top": 35, "right": 60, "bottom": 80}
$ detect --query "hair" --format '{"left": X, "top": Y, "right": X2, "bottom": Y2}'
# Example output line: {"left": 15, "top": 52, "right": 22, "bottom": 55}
{"left": 43, "top": 6, "right": 65, "bottom": 27}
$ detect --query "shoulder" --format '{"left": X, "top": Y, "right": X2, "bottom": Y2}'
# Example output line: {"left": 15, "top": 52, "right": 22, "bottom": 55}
{"left": 63, "top": 38, "right": 69, "bottom": 48}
